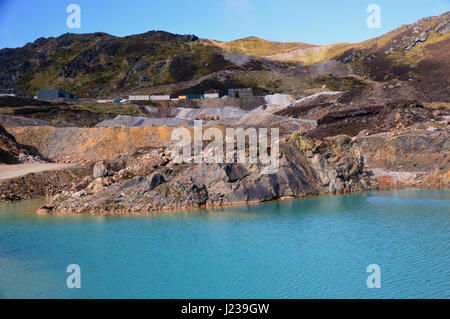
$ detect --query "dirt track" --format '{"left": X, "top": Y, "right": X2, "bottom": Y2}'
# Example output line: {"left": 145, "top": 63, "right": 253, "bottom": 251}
{"left": 0, "top": 163, "right": 77, "bottom": 180}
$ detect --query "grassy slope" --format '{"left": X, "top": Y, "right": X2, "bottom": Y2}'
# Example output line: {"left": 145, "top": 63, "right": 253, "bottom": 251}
{"left": 261, "top": 12, "right": 450, "bottom": 68}
{"left": 207, "top": 36, "right": 314, "bottom": 56}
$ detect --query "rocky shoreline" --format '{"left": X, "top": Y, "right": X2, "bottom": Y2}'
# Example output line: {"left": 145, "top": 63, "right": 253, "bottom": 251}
{"left": 1, "top": 123, "right": 448, "bottom": 214}
{"left": 35, "top": 184, "right": 450, "bottom": 215}
{"left": 36, "top": 124, "right": 449, "bottom": 215}
{"left": 1, "top": 121, "right": 448, "bottom": 214}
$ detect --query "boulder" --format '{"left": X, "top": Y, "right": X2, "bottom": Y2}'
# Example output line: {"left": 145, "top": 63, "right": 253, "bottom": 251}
{"left": 142, "top": 173, "right": 166, "bottom": 194}
{"left": 93, "top": 161, "right": 108, "bottom": 178}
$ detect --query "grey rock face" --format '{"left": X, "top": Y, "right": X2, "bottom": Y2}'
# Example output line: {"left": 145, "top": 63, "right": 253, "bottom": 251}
{"left": 93, "top": 161, "right": 108, "bottom": 178}
{"left": 45, "top": 135, "right": 371, "bottom": 214}
{"left": 142, "top": 173, "right": 165, "bottom": 194}
{"left": 93, "top": 159, "right": 126, "bottom": 178}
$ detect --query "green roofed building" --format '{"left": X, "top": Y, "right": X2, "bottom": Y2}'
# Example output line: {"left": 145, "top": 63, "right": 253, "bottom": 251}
{"left": 228, "top": 88, "right": 253, "bottom": 97}
{"left": 186, "top": 94, "right": 204, "bottom": 100}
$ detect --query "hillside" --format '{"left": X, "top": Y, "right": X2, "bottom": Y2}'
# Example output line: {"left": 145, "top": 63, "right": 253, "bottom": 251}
{"left": 264, "top": 12, "right": 450, "bottom": 101}
{"left": 207, "top": 36, "right": 314, "bottom": 56}
{"left": 0, "top": 12, "right": 448, "bottom": 101}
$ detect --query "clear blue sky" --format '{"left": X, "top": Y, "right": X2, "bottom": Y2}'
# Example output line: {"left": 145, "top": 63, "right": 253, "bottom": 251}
{"left": 0, "top": 0, "right": 449, "bottom": 49}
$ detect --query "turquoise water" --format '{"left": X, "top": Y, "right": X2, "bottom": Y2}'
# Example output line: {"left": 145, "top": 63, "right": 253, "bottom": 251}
{"left": 0, "top": 190, "right": 449, "bottom": 299}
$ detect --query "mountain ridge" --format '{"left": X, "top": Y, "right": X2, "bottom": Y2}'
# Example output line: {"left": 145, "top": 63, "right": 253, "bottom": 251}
{"left": 0, "top": 12, "right": 448, "bottom": 101}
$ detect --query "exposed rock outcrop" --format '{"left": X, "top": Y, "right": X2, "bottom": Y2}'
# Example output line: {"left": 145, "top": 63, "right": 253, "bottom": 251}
{"left": 354, "top": 127, "right": 450, "bottom": 188}
{"left": 0, "top": 125, "right": 45, "bottom": 164}
{"left": 8, "top": 126, "right": 173, "bottom": 163}
{"left": 0, "top": 165, "right": 91, "bottom": 202}
{"left": 41, "top": 135, "right": 371, "bottom": 214}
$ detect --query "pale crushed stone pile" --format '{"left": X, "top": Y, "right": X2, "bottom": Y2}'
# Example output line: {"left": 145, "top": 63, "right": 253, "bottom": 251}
{"left": 95, "top": 94, "right": 330, "bottom": 129}
{"left": 96, "top": 115, "right": 189, "bottom": 127}
{"left": 174, "top": 106, "right": 248, "bottom": 120}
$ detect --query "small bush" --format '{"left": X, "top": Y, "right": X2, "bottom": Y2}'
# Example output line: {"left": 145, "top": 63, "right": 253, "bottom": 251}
{"left": 292, "top": 131, "right": 309, "bottom": 153}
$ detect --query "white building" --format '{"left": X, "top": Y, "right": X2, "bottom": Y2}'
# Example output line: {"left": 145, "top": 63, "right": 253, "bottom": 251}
{"left": 150, "top": 95, "right": 171, "bottom": 101}
{"left": 204, "top": 93, "right": 219, "bottom": 99}
{"left": 129, "top": 95, "right": 150, "bottom": 101}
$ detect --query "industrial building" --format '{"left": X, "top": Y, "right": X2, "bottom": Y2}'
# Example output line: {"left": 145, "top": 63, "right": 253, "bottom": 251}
{"left": 37, "top": 89, "right": 76, "bottom": 100}
{"left": 129, "top": 95, "right": 171, "bottom": 101}
{"left": 150, "top": 95, "right": 170, "bottom": 101}
{"left": 185, "top": 94, "right": 204, "bottom": 100}
{"left": 228, "top": 88, "right": 253, "bottom": 97}
{"left": 124, "top": 88, "right": 255, "bottom": 104}
{"left": 204, "top": 93, "right": 219, "bottom": 99}
{"left": 129, "top": 95, "right": 150, "bottom": 101}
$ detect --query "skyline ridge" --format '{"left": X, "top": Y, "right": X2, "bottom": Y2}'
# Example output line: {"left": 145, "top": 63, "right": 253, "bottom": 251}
{"left": 3, "top": 9, "right": 449, "bottom": 51}
{"left": 1, "top": 0, "right": 449, "bottom": 49}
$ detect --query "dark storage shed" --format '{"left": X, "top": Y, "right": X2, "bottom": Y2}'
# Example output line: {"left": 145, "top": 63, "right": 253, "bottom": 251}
{"left": 37, "top": 89, "right": 76, "bottom": 100}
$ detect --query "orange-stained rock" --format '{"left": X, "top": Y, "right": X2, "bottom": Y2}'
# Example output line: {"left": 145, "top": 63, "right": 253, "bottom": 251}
{"left": 8, "top": 126, "right": 175, "bottom": 163}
